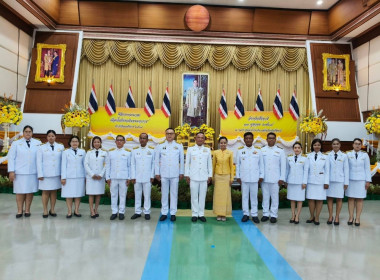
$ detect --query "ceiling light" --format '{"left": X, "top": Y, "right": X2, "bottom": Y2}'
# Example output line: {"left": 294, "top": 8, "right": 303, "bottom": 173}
{"left": 317, "top": 0, "right": 323, "bottom": 5}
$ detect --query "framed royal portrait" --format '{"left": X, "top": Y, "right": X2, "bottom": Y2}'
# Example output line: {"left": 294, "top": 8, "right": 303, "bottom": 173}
{"left": 181, "top": 73, "right": 210, "bottom": 127}
{"left": 35, "top": 43, "right": 66, "bottom": 83}
{"left": 322, "top": 53, "right": 351, "bottom": 92}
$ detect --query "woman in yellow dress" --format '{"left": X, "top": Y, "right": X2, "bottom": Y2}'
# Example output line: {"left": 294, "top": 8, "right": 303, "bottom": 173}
{"left": 212, "top": 136, "right": 234, "bottom": 221}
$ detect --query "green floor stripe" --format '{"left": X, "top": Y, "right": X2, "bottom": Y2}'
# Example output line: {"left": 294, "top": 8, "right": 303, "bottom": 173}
{"left": 169, "top": 217, "right": 275, "bottom": 280}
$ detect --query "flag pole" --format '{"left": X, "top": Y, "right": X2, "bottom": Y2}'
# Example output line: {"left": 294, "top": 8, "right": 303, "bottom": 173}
{"left": 129, "top": 80, "right": 130, "bottom": 87}
{"left": 92, "top": 78, "right": 94, "bottom": 85}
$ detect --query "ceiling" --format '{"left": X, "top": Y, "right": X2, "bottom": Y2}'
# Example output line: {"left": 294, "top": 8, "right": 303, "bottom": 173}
{"left": 125, "top": 0, "right": 340, "bottom": 10}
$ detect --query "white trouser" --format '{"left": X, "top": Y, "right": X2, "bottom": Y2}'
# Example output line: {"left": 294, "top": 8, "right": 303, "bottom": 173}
{"left": 134, "top": 182, "right": 151, "bottom": 214}
{"left": 262, "top": 182, "right": 279, "bottom": 218}
{"left": 110, "top": 179, "right": 128, "bottom": 214}
{"left": 242, "top": 182, "right": 258, "bottom": 217}
{"left": 190, "top": 180, "right": 208, "bottom": 217}
{"left": 161, "top": 177, "right": 179, "bottom": 215}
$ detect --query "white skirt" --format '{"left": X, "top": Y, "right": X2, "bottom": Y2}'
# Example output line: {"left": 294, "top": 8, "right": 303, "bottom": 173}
{"left": 61, "top": 178, "right": 85, "bottom": 198}
{"left": 306, "top": 183, "right": 326, "bottom": 200}
{"left": 287, "top": 184, "right": 305, "bottom": 201}
{"left": 86, "top": 177, "right": 105, "bottom": 195}
{"left": 13, "top": 174, "right": 38, "bottom": 194}
{"left": 326, "top": 182, "right": 344, "bottom": 198}
{"left": 39, "top": 176, "right": 61, "bottom": 191}
{"left": 345, "top": 180, "right": 367, "bottom": 199}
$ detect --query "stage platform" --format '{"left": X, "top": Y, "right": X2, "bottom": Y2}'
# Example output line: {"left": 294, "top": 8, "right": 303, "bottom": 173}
{"left": 0, "top": 194, "right": 379, "bottom": 280}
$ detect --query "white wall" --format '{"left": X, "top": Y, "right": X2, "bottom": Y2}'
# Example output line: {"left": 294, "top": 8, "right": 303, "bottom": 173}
{"left": 0, "top": 16, "right": 32, "bottom": 102}
{"left": 353, "top": 36, "right": 380, "bottom": 111}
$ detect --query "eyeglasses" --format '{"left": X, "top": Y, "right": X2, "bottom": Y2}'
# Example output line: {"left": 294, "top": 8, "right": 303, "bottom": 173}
{"left": 116, "top": 139, "right": 125, "bottom": 142}
{"left": 166, "top": 133, "right": 175, "bottom": 135}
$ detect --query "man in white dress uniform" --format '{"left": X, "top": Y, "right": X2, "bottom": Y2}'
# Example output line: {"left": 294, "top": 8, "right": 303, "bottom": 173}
{"left": 155, "top": 128, "right": 184, "bottom": 222}
{"left": 185, "top": 132, "right": 212, "bottom": 222}
{"left": 106, "top": 135, "right": 131, "bottom": 221}
{"left": 131, "top": 133, "right": 155, "bottom": 220}
{"left": 261, "top": 132, "right": 286, "bottom": 223}
{"left": 236, "top": 132, "right": 264, "bottom": 224}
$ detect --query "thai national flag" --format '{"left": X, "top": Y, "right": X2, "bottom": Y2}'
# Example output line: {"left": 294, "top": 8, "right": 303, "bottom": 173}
{"left": 88, "top": 84, "right": 98, "bottom": 115}
{"left": 218, "top": 89, "right": 228, "bottom": 119}
{"left": 144, "top": 86, "right": 155, "bottom": 117}
{"left": 125, "top": 86, "right": 136, "bottom": 108}
{"left": 105, "top": 84, "right": 116, "bottom": 116}
{"left": 234, "top": 88, "right": 245, "bottom": 119}
{"left": 161, "top": 87, "right": 171, "bottom": 118}
{"left": 254, "top": 88, "right": 264, "bottom": 111}
{"left": 273, "top": 89, "right": 283, "bottom": 120}
{"left": 289, "top": 90, "right": 300, "bottom": 120}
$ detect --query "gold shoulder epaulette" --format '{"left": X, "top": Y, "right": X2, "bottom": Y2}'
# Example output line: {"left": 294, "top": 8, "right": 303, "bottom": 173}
{"left": 288, "top": 154, "right": 293, "bottom": 157}
{"left": 125, "top": 148, "right": 131, "bottom": 152}
{"left": 238, "top": 146, "right": 244, "bottom": 150}
{"left": 64, "top": 148, "right": 70, "bottom": 150}
{"left": 109, "top": 148, "right": 116, "bottom": 151}
{"left": 276, "top": 146, "right": 283, "bottom": 149}
{"left": 133, "top": 146, "right": 139, "bottom": 149}
{"left": 148, "top": 145, "right": 155, "bottom": 149}
{"left": 254, "top": 146, "right": 261, "bottom": 149}
{"left": 101, "top": 148, "right": 107, "bottom": 151}
{"left": 159, "top": 140, "right": 165, "bottom": 144}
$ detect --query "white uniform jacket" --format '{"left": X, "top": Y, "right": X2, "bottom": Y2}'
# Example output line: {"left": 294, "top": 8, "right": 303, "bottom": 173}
{"left": 8, "top": 138, "right": 41, "bottom": 174}
{"left": 84, "top": 149, "right": 107, "bottom": 178}
{"left": 235, "top": 146, "right": 264, "bottom": 183}
{"left": 286, "top": 154, "right": 308, "bottom": 185}
{"left": 261, "top": 145, "right": 286, "bottom": 183}
{"left": 346, "top": 150, "right": 371, "bottom": 182}
{"left": 307, "top": 151, "right": 330, "bottom": 185}
{"left": 328, "top": 150, "right": 349, "bottom": 184}
{"left": 185, "top": 145, "right": 212, "bottom": 181}
{"left": 37, "top": 142, "right": 64, "bottom": 178}
{"left": 61, "top": 148, "right": 86, "bottom": 179}
{"left": 155, "top": 141, "right": 184, "bottom": 178}
{"left": 131, "top": 146, "right": 155, "bottom": 183}
{"left": 105, "top": 148, "right": 131, "bottom": 180}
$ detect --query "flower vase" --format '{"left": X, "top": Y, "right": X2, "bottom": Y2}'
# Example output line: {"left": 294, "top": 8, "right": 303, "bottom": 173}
{"left": 2, "top": 123, "right": 10, "bottom": 153}
{"left": 72, "top": 126, "right": 80, "bottom": 136}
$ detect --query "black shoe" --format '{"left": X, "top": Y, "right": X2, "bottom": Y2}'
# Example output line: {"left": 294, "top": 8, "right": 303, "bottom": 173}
{"left": 314, "top": 221, "right": 320, "bottom": 225}
{"left": 131, "top": 214, "right": 141, "bottom": 220}
{"left": 66, "top": 214, "right": 72, "bottom": 219}
{"left": 334, "top": 221, "right": 339, "bottom": 226}
{"left": 289, "top": 219, "right": 295, "bottom": 223}
{"left": 119, "top": 214, "right": 125, "bottom": 220}
{"left": 327, "top": 217, "right": 333, "bottom": 225}
{"left": 191, "top": 216, "right": 197, "bottom": 222}
{"left": 24, "top": 213, "right": 31, "bottom": 217}
{"left": 74, "top": 212, "right": 81, "bottom": 217}
{"left": 294, "top": 220, "right": 299, "bottom": 225}
{"left": 145, "top": 214, "right": 151, "bottom": 220}
{"left": 306, "top": 218, "right": 315, "bottom": 223}
{"left": 170, "top": 215, "right": 176, "bottom": 222}
{"left": 252, "top": 216, "right": 260, "bottom": 224}
{"left": 42, "top": 214, "right": 48, "bottom": 218}
{"left": 160, "top": 215, "right": 167, "bottom": 221}
{"left": 270, "top": 217, "right": 277, "bottom": 223}
{"left": 95, "top": 213, "right": 99, "bottom": 217}
{"left": 91, "top": 214, "right": 97, "bottom": 219}
{"left": 347, "top": 219, "right": 353, "bottom": 225}
{"left": 110, "top": 214, "right": 118, "bottom": 220}
{"left": 261, "top": 216, "right": 269, "bottom": 222}
{"left": 199, "top": 216, "right": 207, "bottom": 222}
{"left": 355, "top": 220, "right": 360, "bottom": 226}
{"left": 16, "top": 213, "right": 23, "bottom": 219}
{"left": 241, "top": 215, "right": 249, "bottom": 222}
{"left": 49, "top": 210, "right": 57, "bottom": 217}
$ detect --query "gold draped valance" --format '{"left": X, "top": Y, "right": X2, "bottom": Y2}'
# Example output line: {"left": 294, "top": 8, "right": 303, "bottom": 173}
{"left": 81, "top": 39, "right": 308, "bottom": 72}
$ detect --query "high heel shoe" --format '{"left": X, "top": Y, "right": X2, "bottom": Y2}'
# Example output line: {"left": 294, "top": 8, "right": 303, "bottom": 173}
{"left": 327, "top": 217, "right": 333, "bottom": 225}
{"left": 334, "top": 217, "right": 339, "bottom": 226}
{"left": 347, "top": 219, "right": 353, "bottom": 225}
{"left": 354, "top": 219, "right": 360, "bottom": 226}
{"left": 289, "top": 219, "right": 295, "bottom": 223}
{"left": 306, "top": 218, "right": 315, "bottom": 223}
{"left": 49, "top": 210, "right": 57, "bottom": 217}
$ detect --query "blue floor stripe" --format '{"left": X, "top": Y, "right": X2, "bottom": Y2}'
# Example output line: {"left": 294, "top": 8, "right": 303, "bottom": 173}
{"left": 141, "top": 218, "right": 173, "bottom": 280}
{"left": 232, "top": 210, "right": 301, "bottom": 280}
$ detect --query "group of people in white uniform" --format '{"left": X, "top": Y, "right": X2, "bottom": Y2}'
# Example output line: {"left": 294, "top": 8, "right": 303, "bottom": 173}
{"left": 7, "top": 126, "right": 371, "bottom": 226}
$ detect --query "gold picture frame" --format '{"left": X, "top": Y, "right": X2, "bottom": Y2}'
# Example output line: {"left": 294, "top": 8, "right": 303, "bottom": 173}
{"left": 322, "top": 53, "right": 351, "bottom": 92}
{"left": 35, "top": 43, "right": 66, "bottom": 83}
{"left": 181, "top": 73, "right": 210, "bottom": 127}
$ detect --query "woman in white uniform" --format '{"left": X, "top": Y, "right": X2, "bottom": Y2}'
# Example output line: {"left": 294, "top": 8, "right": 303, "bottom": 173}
{"left": 306, "top": 138, "right": 329, "bottom": 225}
{"left": 346, "top": 138, "right": 371, "bottom": 226}
{"left": 327, "top": 138, "right": 349, "bottom": 226}
{"left": 61, "top": 135, "right": 86, "bottom": 218}
{"left": 37, "top": 130, "right": 64, "bottom": 218}
{"left": 85, "top": 136, "right": 107, "bottom": 218}
{"left": 285, "top": 142, "right": 308, "bottom": 224}
{"left": 8, "top": 125, "right": 41, "bottom": 218}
